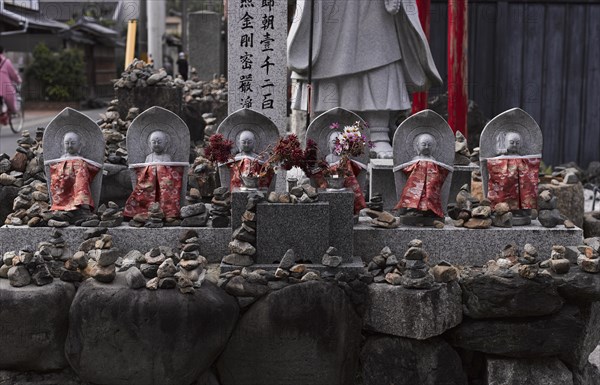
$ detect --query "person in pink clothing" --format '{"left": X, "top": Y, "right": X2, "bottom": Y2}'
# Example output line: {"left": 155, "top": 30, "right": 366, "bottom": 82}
{"left": 0, "top": 46, "right": 22, "bottom": 114}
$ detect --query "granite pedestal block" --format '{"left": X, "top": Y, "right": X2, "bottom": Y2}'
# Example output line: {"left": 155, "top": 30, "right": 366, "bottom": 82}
{"left": 449, "top": 164, "right": 478, "bottom": 204}
{"left": 256, "top": 202, "right": 330, "bottom": 264}
{"left": 368, "top": 159, "right": 396, "bottom": 211}
{"left": 220, "top": 255, "right": 365, "bottom": 276}
{"left": 0, "top": 226, "right": 231, "bottom": 263}
{"left": 354, "top": 219, "right": 583, "bottom": 266}
{"left": 318, "top": 191, "right": 354, "bottom": 261}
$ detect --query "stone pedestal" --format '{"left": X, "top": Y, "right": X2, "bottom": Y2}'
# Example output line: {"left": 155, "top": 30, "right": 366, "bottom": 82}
{"left": 252, "top": 191, "right": 354, "bottom": 264}
{"left": 368, "top": 159, "right": 396, "bottom": 211}
{"left": 256, "top": 202, "right": 330, "bottom": 264}
{"left": 188, "top": 11, "right": 223, "bottom": 81}
{"left": 363, "top": 282, "right": 463, "bottom": 340}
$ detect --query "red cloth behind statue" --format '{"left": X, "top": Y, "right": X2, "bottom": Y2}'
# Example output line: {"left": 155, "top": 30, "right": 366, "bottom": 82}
{"left": 394, "top": 160, "right": 450, "bottom": 218}
{"left": 49, "top": 158, "right": 100, "bottom": 211}
{"left": 124, "top": 165, "right": 184, "bottom": 219}
{"left": 228, "top": 157, "right": 274, "bottom": 190}
{"left": 486, "top": 157, "right": 540, "bottom": 210}
{"left": 313, "top": 160, "right": 367, "bottom": 215}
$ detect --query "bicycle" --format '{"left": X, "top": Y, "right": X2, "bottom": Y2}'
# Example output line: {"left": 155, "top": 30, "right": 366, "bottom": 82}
{"left": 0, "top": 85, "right": 24, "bottom": 133}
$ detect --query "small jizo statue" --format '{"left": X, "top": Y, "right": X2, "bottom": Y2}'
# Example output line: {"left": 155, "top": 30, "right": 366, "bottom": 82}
{"left": 43, "top": 108, "right": 105, "bottom": 221}
{"left": 216, "top": 109, "right": 279, "bottom": 191}
{"left": 124, "top": 107, "right": 190, "bottom": 222}
{"left": 392, "top": 110, "right": 454, "bottom": 226}
{"left": 306, "top": 108, "right": 370, "bottom": 215}
{"left": 480, "top": 108, "right": 542, "bottom": 226}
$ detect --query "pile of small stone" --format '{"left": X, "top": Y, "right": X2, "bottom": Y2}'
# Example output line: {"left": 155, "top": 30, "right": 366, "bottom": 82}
{"left": 365, "top": 209, "right": 399, "bottom": 229}
{"left": 97, "top": 201, "right": 123, "bottom": 227}
{"left": 401, "top": 240, "right": 434, "bottom": 289}
{"left": 322, "top": 246, "right": 343, "bottom": 268}
{"left": 540, "top": 245, "right": 570, "bottom": 274}
{"left": 129, "top": 202, "right": 167, "bottom": 228}
{"left": 491, "top": 243, "right": 540, "bottom": 279}
{"left": 174, "top": 230, "right": 208, "bottom": 293}
{"left": 1, "top": 246, "right": 52, "bottom": 287}
{"left": 211, "top": 187, "right": 231, "bottom": 228}
{"left": 139, "top": 246, "right": 175, "bottom": 280}
{"left": 463, "top": 199, "right": 492, "bottom": 229}
{"left": 454, "top": 131, "right": 471, "bottom": 165}
{"left": 59, "top": 227, "right": 104, "bottom": 283}
{"left": 268, "top": 183, "right": 319, "bottom": 204}
{"left": 223, "top": 193, "right": 261, "bottom": 266}
{"left": 367, "top": 246, "right": 403, "bottom": 284}
{"left": 98, "top": 100, "right": 131, "bottom": 165}
{"left": 86, "top": 233, "right": 118, "bottom": 283}
{"left": 276, "top": 249, "right": 321, "bottom": 282}
{"left": 450, "top": 184, "right": 475, "bottom": 227}
{"left": 575, "top": 239, "right": 600, "bottom": 273}
{"left": 491, "top": 202, "right": 512, "bottom": 228}
{"left": 367, "top": 193, "right": 383, "bottom": 212}
{"left": 180, "top": 188, "right": 208, "bottom": 227}
{"left": 6, "top": 180, "right": 49, "bottom": 226}
{"left": 146, "top": 258, "right": 178, "bottom": 290}
{"left": 114, "top": 59, "right": 179, "bottom": 90}
{"left": 537, "top": 189, "right": 565, "bottom": 228}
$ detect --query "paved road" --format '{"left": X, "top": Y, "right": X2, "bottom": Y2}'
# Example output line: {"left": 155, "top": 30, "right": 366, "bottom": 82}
{"left": 0, "top": 108, "right": 105, "bottom": 155}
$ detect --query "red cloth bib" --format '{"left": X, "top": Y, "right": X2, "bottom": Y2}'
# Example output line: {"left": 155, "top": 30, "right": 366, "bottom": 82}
{"left": 124, "top": 165, "right": 184, "bottom": 219}
{"left": 49, "top": 158, "right": 99, "bottom": 211}
{"left": 394, "top": 160, "right": 449, "bottom": 218}
{"left": 486, "top": 157, "right": 540, "bottom": 210}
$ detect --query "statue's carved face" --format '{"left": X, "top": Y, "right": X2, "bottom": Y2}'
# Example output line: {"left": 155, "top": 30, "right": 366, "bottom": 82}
{"left": 416, "top": 133, "right": 435, "bottom": 156}
{"left": 238, "top": 130, "right": 256, "bottom": 153}
{"left": 505, "top": 132, "right": 521, "bottom": 154}
{"left": 149, "top": 131, "right": 168, "bottom": 155}
{"left": 63, "top": 132, "right": 82, "bottom": 155}
{"left": 329, "top": 132, "right": 339, "bottom": 153}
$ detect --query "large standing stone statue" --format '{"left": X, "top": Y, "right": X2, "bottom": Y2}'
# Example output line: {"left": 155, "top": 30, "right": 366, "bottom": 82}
{"left": 124, "top": 107, "right": 190, "bottom": 221}
{"left": 216, "top": 109, "right": 278, "bottom": 191}
{"left": 306, "top": 107, "right": 369, "bottom": 214}
{"left": 287, "top": 0, "right": 442, "bottom": 158}
{"left": 44, "top": 108, "right": 104, "bottom": 220}
{"left": 392, "top": 109, "right": 454, "bottom": 226}
{"left": 480, "top": 108, "right": 542, "bottom": 226}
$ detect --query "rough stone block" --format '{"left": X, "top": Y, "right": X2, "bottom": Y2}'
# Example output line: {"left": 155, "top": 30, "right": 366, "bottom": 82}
{"left": 368, "top": 159, "right": 396, "bottom": 211}
{"left": 460, "top": 271, "right": 564, "bottom": 318}
{"left": 447, "top": 305, "right": 584, "bottom": 358}
{"left": 216, "top": 282, "right": 361, "bottom": 385}
{"left": 363, "top": 282, "right": 462, "bottom": 340}
{"left": 188, "top": 11, "right": 223, "bottom": 81}
{"left": 256, "top": 202, "right": 330, "bottom": 264}
{"left": 318, "top": 191, "right": 354, "bottom": 261}
{"left": 540, "top": 181, "right": 584, "bottom": 228}
{"left": 485, "top": 357, "right": 573, "bottom": 385}
{"left": 0, "top": 280, "right": 75, "bottom": 371}
{"left": 361, "top": 335, "right": 467, "bottom": 385}
{"left": 65, "top": 274, "right": 238, "bottom": 385}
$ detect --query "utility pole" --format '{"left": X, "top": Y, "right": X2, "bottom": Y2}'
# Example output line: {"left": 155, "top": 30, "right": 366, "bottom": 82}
{"left": 181, "top": 0, "right": 188, "bottom": 54}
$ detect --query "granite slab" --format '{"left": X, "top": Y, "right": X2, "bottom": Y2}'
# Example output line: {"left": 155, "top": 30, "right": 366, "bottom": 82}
{"left": 368, "top": 159, "right": 396, "bottom": 211}
{"left": 318, "top": 191, "right": 354, "bottom": 261}
{"left": 0, "top": 225, "right": 231, "bottom": 263}
{"left": 354, "top": 219, "right": 584, "bottom": 266}
{"left": 220, "top": 256, "right": 365, "bottom": 276}
{"left": 256, "top": 202, "right": 330, "bottom": 264}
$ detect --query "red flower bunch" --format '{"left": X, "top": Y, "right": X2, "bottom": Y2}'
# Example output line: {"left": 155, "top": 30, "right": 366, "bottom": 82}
{"left": 204, "top": 134, "right": 234, "bottom": 164}
{"left": 269, "top": 134, "right": 305, "bottom": 171}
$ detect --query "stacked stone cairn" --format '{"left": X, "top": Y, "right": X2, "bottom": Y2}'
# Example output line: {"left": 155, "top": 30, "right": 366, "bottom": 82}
{"left": 487, "top": 243, "right": 540, "bottom": 279}
{"left": 99, "top": 100, "right": 135, "bottom": 165}
{"left": 451, "top": 184, "right": 476, "bottom": 227}
{"left": 175, "top": 230, "right": 208, "bottom": 293}
{"left": 321, "top": 246, "right": 343, "bottom": 268}
{"left": 9, "top": 179, "right": 49, "bottom": 226}
{"left": 96, "top": 201, "right": 123, "bottom": 227}
{"left": 59, "top": 227, "right": 105, "bottom": 283}
{"left": 576, "top": 243, "right": 600, "bottom": 273}
{"left": 463, "top": 199, "right": 493, "bottom": 229}
{"left": 367, "top": 192, "right": 384, "bottom": 212}
{"left": 491, "top": 202, "right": 512, "bottom": 228}
{"left": 364, "top": 208, "right": 399, "bottom": 229}
{"left": 223, "top": 193, "right": 261, "bottom": 267}
{"left": 268, "top": 182, "right": 319, "bottom": 204}
{"left": 180, "top": 188, "right": 208, "bottom": 227}
{"left": 537, "top": 189, "right": 564, "bottom": 228}
{"left": 87, "top": 232, "right": 119, "bottom": 283}
{"left": 211, "top": 187, "right": 232, "bottom": 228}
{"left": 539, "top": 245, "right": 571, "bottom": 274}
{"left": 1, "top": 244, "right": 53, "bottom": 287}
{"left": 367, "top": 240, "right": 443, "bottom": 289}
